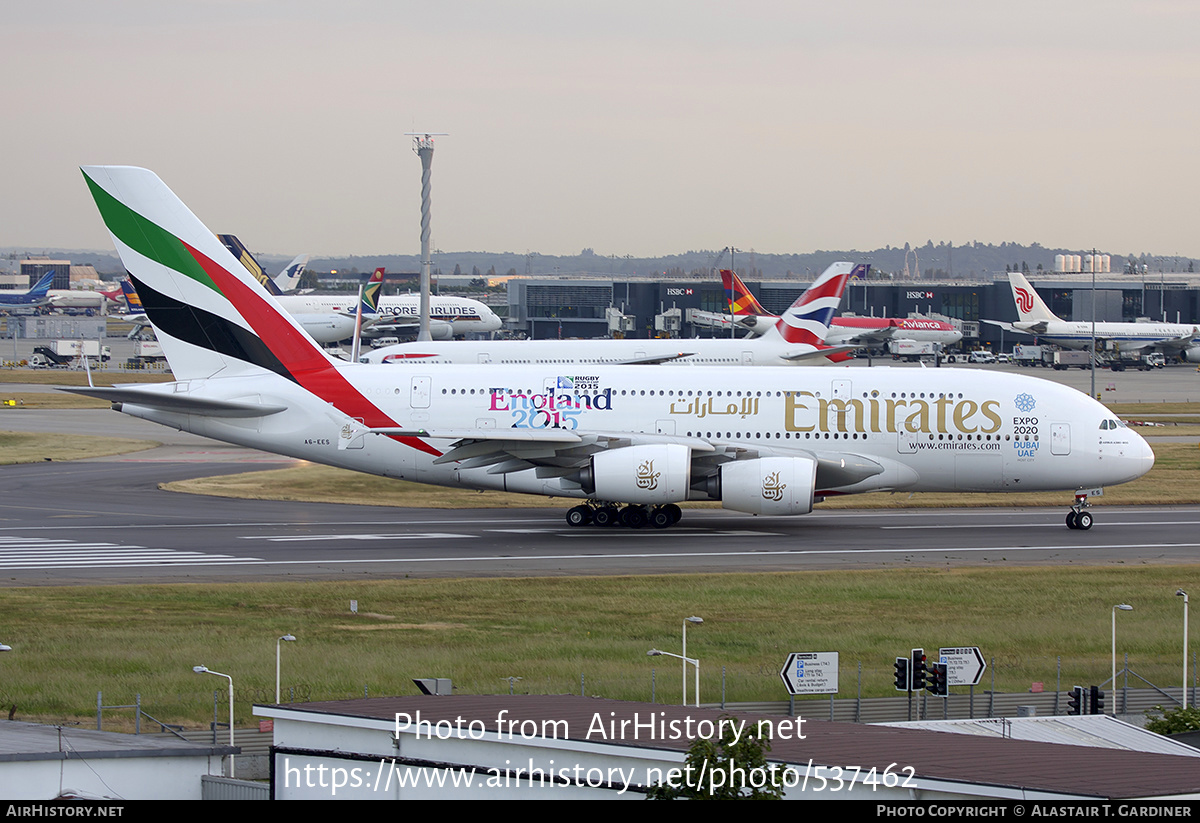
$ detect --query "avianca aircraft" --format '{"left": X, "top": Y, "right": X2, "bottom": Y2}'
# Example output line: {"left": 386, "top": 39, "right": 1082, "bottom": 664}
{"left": 0, "top": 271, "right": 55, "bottom": 308}
{"left": 721, "top": 269, "right": 963, "bottom": 348}
{"left": 76, "top": 166, "right": 1154, "bottom": 531}
{"left": 361, "top": 263, "right": 858, "bottom": 366}
{"left": 992, "top": 272, "right": 1200, "bottom": 363}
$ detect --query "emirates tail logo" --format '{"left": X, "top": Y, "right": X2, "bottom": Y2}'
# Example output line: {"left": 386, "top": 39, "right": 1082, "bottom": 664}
{"left": 762, "top": 471, "right": 786, "bottom": 502}
{"left": 635, "top": 459, "right": 660, "bottom": 491}
{"left": 1015, "top": 287, "right": 1034, "bottom": 314}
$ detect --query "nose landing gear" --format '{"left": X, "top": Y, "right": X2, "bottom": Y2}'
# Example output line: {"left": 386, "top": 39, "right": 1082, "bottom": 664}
{"left": 1066, "top": 491, "right": 1094, "bottom": 530}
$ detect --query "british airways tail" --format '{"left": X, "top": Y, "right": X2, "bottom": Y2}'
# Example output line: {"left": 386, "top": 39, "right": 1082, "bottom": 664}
{"left": 757, "top": 262, "right": 863, "bottom": 347}
{"left": 82, "top": 166, "right": 334, "bottom": 382}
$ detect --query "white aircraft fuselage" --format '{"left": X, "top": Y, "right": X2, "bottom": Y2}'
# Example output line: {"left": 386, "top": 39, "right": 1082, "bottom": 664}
{"left": 276, "top": 293, "right": 501, "bottom": 338}
{"left": 111, "top": 362, "right": 1153, "bottom": 506}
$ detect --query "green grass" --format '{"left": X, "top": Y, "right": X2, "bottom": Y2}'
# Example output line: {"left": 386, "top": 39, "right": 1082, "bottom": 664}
{"left": 0, "top": 568, "right": 1195, "bottom": 730}
{"left": 0, "top": 431, "right": 159, "bottom": 464}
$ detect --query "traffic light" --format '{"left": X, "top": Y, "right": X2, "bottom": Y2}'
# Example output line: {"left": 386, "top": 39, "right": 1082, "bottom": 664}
{"left": 1068, "top": 685, "right": 1084, "bottom": 715}
{"left": 1090, "top": 685, "right": 1105, "bottom": 715}
{"left": 911, "top": 649, "right": 927, "bottom": 692}
{"left": 926, "top": 661, "right": 948, "bottom": 697}
{"left": 893, "top": 657, "right": 910, "bottom": 691}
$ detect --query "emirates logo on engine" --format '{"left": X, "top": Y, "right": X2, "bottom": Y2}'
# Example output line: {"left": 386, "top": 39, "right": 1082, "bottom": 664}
{"left": 761, "top": 471, "right": 787, "bottom": 502}
{"left": 635, "top": 459, "right": 661, "bottom": 491}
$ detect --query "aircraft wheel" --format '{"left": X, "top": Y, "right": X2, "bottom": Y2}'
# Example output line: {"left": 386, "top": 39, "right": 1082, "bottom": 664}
{"left": 1076, "top": 511, "right": 1093, "bottom": 530}
{"left": 664, "top": 504, "right": 682, "bottom": 524}
{"left": 593, "top": 506, "right": 619, "bottom": 528}
{"left": 649, "top": 507, "right": 674, "bottom": 529}
{"left": 620, "top": 505, "right": 647, "bottom": 529}
{"left": 1066, "top": 511, "right": 1079, "bottom": 529}
{"left": 566, "top": 506, "right": 592, "bottom": 528}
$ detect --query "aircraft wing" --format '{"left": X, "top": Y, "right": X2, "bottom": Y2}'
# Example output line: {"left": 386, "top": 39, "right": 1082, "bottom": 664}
{"left": 344, "top": 424, "right": 890, "bottom": 490}
{"left": 778, "top": 344, "right": 860, "bottom": 362}
{"left": 980, "top": 319, "right": 1023, "bottom": 334}
{"left": 62, "top": 386, "right": 288, "bottom": 418}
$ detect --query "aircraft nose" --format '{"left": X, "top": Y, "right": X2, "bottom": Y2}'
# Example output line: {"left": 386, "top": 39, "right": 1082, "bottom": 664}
{"left": 1134, "top": 430, "right": 1156, "bottom": 478}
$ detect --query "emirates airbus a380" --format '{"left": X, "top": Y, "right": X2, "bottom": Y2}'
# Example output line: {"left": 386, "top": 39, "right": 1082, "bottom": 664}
{"left": 74, "top": 166, "right": 1154, "bottom": 531}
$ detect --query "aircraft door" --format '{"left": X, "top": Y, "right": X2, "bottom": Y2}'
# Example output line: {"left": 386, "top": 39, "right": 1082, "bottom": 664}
{"left": 410, "top": 376, "right": 431, "bottom": 409}
{"left": 831, "top": 379, "right": 852, "bottom": 400}
{"left": 1051, "top": 423, "right": 1070, "bottom": 455}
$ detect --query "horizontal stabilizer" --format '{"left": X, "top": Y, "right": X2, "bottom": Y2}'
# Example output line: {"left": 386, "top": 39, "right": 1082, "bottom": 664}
{"left": 62, "top": 386, "right": 287, "bottom": 418}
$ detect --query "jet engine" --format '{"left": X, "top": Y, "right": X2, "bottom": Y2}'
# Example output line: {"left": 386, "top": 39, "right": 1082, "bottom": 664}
{"left": 578, "top": 444, "right": 691, "bottom": 504}
{"left": 714, "top": 456, "right": 818, "bottom": 516}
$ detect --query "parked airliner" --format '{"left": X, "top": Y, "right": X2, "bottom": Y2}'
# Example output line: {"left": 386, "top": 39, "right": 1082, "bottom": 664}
{"left": 721, "top": 269, "right": 962, "bottom": 349}
{"left": 361, "top": 263, "right": 859, "bottom": 366}
{"left": 76, "top": 166, "right": 1154, "bottom": 531}
{"left": 990, "top": 272, "right": 1200, "bottom": 362}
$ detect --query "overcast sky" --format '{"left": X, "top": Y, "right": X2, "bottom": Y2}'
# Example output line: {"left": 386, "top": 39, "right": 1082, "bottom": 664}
{"left": 3, "top": 1, "right": 1197, "bottom": 259}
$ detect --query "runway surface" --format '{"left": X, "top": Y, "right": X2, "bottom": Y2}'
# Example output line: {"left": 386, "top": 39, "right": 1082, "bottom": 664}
{"left": 1, "top": 451, "right": 1198, "bottom": 585}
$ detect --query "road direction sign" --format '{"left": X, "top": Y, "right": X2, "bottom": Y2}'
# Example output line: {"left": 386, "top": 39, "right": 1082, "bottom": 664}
{"left": 939, "top": 647, "right": 986, "bottom": 687}
{"left": 780, "top": 652, "right": 839, "bottom": 695}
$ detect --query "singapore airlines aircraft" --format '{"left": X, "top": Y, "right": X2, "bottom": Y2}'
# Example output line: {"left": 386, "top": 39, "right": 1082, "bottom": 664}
{"left": 276, "top": 274, "right": 502, "bottom": 341}
{"left": 361, "top": 262, "right": 860, "bottom": 366}
{"left": 991, "top": 272, "right": 1200, "bottom": 362}
{"left": 76, "top": 166, "right": 1154, "bottom": 531}
{"left": 721, "top": 269, "right": 963, "bottom": 349}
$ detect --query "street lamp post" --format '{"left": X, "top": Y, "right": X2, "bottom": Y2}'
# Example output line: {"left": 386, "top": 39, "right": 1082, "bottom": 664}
{"left": 1178, "top": 590, "right": 1189, "bottom": 710}
{"left": 276, "top": 634, "right": 296, "bottom": 704}
{"left": 682, "top": 617, "right": 703, "bottom": 707}
{"left": 648, "top": 650, "right": 700, "bottom": 708}
{"left": 194, "top": 666, "right": 235, "bottom": 777}
{"left": 1112, "top": 604, "right": 1132, "bottom": 716}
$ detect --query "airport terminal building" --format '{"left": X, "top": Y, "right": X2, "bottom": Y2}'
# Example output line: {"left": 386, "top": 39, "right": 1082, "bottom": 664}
{"left": 502, "top": 274, "right": 1200, "bottom": 347}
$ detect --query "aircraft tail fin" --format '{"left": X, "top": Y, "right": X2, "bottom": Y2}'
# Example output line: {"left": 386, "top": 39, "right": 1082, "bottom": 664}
{"left": 1009, "top": 272, "right": 1061, "bottom": 324}
{"left": 361, "top": 268, "right": 384, "bottom": 315}
{"left": 218, "top": 233, "right": 283, "bottom": 296}
{"left": 119, "top": 278, "right": 144, "bottom": 313}
{"left": 721, "top": 269, "right": 772, "bottom": 317}
{"left": 274, "top": 254, "right": 309, "bottom": 293}
{"left": 27, "top": 271, "right": 55, "bottom": 297}
{"left": 761, "top": 262, "right": 857, "bottom": 346}
{"left": 82, "top": 166, "right": 334, "bottom": 382}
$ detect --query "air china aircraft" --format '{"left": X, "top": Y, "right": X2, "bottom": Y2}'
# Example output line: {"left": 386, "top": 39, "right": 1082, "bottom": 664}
{"left": 76, "top": 166, "right": 1154, "bottom": 531}
{"left": 721, "top": 269, "right": 962, "bottom": 348}
{"left": 361, "top": 262, "right": 860, "bottom": 366}
{"left": 990, "top": 272, "right": 1200, "bottom": 362}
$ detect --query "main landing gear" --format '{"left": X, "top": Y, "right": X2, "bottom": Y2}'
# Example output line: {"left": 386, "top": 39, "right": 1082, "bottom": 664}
{"left": 1065, "top": 491, "right": 1094, "bottom": 530}
{"left": 565, "top": 503, "right": 683, "bottom": 529}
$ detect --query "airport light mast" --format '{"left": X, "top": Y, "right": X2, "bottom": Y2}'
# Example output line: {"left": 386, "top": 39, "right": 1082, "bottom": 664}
{"left": 407, "top": 132, "right": 447, "bottom": 341}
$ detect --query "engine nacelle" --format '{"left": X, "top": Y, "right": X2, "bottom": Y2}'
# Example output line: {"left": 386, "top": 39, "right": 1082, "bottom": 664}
{"left": 429, "top": 320, "right": 454, "bottom": 341}
{"left": 582, "top": 444, "right": 691, "bottom": 504}
{"left": 717, "top": 456, "right": 817, "bottom": 516}
{"left": 1185, "top": 347, "right": 1200, "bottom": 364}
